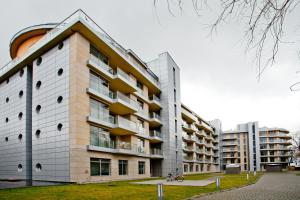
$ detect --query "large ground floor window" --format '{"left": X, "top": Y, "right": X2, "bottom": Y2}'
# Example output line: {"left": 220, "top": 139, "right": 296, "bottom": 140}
{"left": 90, "top": 158, "right": 110, "bottom": 176}
{"left": 138, "top": 161, "right": 145, "bottom": 175}
{"left": 119, "top": 160, "right": 128, "bottom": 175}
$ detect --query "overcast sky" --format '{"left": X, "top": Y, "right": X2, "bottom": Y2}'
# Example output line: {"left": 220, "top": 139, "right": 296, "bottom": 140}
{"left": 0, "top": 0, "right": 299, "bottom": 132}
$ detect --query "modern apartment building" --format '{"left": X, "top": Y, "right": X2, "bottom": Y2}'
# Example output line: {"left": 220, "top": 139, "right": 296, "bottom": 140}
{"left": 259, "top": 127, "right": 291, "bottom": 171}
{"left": 0, "top": 10, "right": 220, "bottom": 183}
{"left": 221, "top": 122, "right": 291, "bottom": 171}
{"left": 180, "top": 105, "right": 220, "bottom": 174}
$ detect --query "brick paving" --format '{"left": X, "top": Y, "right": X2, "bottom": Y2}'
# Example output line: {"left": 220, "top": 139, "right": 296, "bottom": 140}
{"left": 195, "top": 172, "right": 300, "bottom": 200}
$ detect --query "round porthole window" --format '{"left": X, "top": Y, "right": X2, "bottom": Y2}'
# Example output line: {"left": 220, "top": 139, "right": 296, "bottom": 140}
{"left": 5, "top": 118, "right": 9, "bottom": 123}
{"left": 20, "top": 69, "right": 24, "bottom": 77}
{"left": 5, "top": 137, "right": 8, "bottom": 142}
{"left": 57, "top": 123, "right": 63, "bottom": 131}
{"left": 58, "top": 42, "right": 64, "bottom": 50}
{"left": 36, "top": 81, "right": 42, "bottom": 89}
{"left": 18, "top": 112, "right": 23, "bottom": 120}
{"left": 57, "top": 68, "right": 63, "bottom": 76}
{"left": 17, "top": 164, "right": 23, "bottom": 172}
{"left": 18, "top": 134, "right": 23, "bottom": 141}
{"left": 36, "top": 57, "right": 42, "bottom": 66}
{"left": 6, "top": 97, "right": 9, "bottom": 103}
{"left": 19, "top": 90, "right": 24, "bottom": 98}
{"left": 35, "top": 130, "right": 41, "bottom": 138}
{"left": 36, "top": 105, "right": 41, "bottom": 113}
{"left": 57, "top": 96, "right": 63, "bottom": 103}
{"left": 36, "top": 163, "right": 42, "bottom": 172}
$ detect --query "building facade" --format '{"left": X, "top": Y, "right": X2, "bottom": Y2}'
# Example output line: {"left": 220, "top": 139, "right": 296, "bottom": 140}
{"left": 0, "top": 10, "right": 220, "bottom": 183}
{"left": 221, "top": 122, "right": 291, "bottom": 172}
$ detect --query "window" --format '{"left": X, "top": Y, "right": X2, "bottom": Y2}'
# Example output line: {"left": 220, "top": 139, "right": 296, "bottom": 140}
{"left": 90, "top": 98, "right": 110, "bottom": 121}
{"left": 90, "top": 72, "right": 110, "bottom": 95}
{"left": 35, "top": 130, "right": 41, "bottom": 138}
{"left": 58, "top": 42, "right": 64, "bottom": 50}
{"left": 119, "top": 160, "right": 128, "bottom": 175}
{"left": 196, "top": 165, "right": 199, "bottom": 172}
{"left": 184, "top": 164, "right": 188, "bottom": 172}
{"left": 36, "top": 81, "right": 42, "bottom": 89}
{"left": 136, "top": 81, "right": 143, "bottom": 90}
{"left": 189, "top": 164, "right": 193, "bottom": 172}
{"left": 173, "top": 67, "right": 176, "bottom": 86}
{"left": 137, "top": 139, "right": 145, "bottom": 153}
{"left": 5, "top": 137, "right": 8, "bottom": 142}
{"left": 18, "top": 112, "right": 23, "bottom": 120}
{"left": 270, "top": 157, "right": 274, "bottom": 162}
{"left": 19, "top": 90, "right": 23, "bottom": 98}
{"left": 175, "top": 120, "right": 177, "bottom": 133}
{"left": 174, "top": 104, "right": 177, "bottom": 117}
{"left": 36, "top": 57, "right": 42, "bottom": 66}
{"left": 90, "top": 158, "right": 110, "bottom": 176}
{"left": 20, "top": 69, "right": 24, "bottom": 77}
{"left": 57, "top": 96, "right": 63, "bottom": 103}
{"left": 36, "top": 105, "right": 41, "bottom": 113}
{"left": 90, "top": 126, "right": 115, "bottom": 148}
{"left": 90, "top": 45, "right": 109, "bottom": 64}
{"left": 6, "top": 97, "right": 9, "bottom": 103}
{"left": 18, "top": 134, "right": 22, "bottom": 141}
{"left": 175, "top": 135, "right": 178, "bottom": 148}
{"left": 36, "top": 163, "right": 42, "bottom": 172}
{"left": 17, "top": 164, "right": 23, "bottom": 172}
{"left": 138, "top": 161, "right": 145, "bottom": 175}
{"left": 57, "top": 68, "right": 64, "bottom": 76}
{"left": 5, "top": 118, "right": 9, "bottom": 123}
{"left": 57, "top": 123, "right": 63, "bottom": 131}
{"left": 174, "top": 89, "right": 176, "bottom": 102}
{"left": 137, "top": 99, "right": 144, "bottom": 111}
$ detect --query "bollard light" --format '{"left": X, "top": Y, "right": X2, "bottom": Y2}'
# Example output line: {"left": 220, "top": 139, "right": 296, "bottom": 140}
{"left": 216, "top": 177, "right": 220, "bottom": 190}
{"left": 247, "top": 173, "right": 249, "bottom": 180}
{"left": 254, "top": 171, "right": 256, "bottom": 176}
{"left": 157, "top": 183, "right": 163, "bottom": 200}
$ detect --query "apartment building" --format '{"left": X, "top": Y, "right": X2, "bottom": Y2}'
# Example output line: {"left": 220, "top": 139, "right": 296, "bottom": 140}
{"left": 259, "top": 127, "right": 291, "bottom": 171}
{"left": 0, "top": 10, "right": 220, "bottom": 183}
{"left": 221, "top": 122, "right": 291, "bottom": 172}
{"left": 180, "top": 105, "right": 220, "bottom": 174}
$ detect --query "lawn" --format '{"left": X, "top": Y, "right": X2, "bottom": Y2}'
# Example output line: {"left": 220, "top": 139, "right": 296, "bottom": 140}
{"left": 0, "top": 172, "right": 262, "bottom": 200}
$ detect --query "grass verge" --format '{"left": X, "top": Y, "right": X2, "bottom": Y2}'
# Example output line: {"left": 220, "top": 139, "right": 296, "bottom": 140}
{"left": 0, "top": 172, "right": 262, "bottom": 200}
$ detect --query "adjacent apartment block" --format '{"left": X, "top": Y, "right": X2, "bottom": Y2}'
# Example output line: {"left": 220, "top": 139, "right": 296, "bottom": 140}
{"left": 0, "top": 10, "right": 220, "bottom": 183}
{"left": 221, "top": 122, "right": 291, "bottom": 172}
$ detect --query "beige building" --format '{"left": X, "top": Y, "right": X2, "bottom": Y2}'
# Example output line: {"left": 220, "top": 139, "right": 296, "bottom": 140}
{"left": 259, "top": 127, "right": 291, "bottom": 171}
{"left": 181, "top": 105, "right": 220, "bottom": 174}
{"left": 221, "top": 123, "right": 291, "bottom": 172}
{"left": 0, "top": 10, "right": 220, "bottom": 183}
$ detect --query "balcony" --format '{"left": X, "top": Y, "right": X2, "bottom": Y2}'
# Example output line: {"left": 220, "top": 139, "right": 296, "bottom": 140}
{"left": 149, "top": 130, "right": 163, "bottom": 143}
{"left": 195, "top": 121, "right": 213, "bottom": 133}
{"left": 181, "top": 109, "right": 197, "bottom": 123}
{"left": 149, "top": 112, "right": 162, "bottom": 128}
{"left": 182, "top": 123, "right": 196, "bottom": 133}
{"left": 87, "top": 114, "right": 144, "bottom": 136}
{"left": 150, "top": 148, "right": 163, "bottom": 159}
{"left": 183, "top": 156, "right": 196, "bottom": 163}
{"left": 183, "top": 146, "right": 195, "bottom": 152}
{"left": 196, "top": 130, "right": 207, "bottom": 137}
{"left": 87, "top": 141, "right": 149, "bottom": 157}
{"left": 195, "top": 148, "right": 204, "bottom": 154}
{"left": 87, "top": 55, "right": 137, "bottom": 93}
{"left": 182, "top": 134, "right": 196, "bottom": 143}
{"left": 136, "top": 107, "right": 149, "bottom": 121}
{"left": 149, "top": 95, "right": 161, "bottom": 111}
{"left": 135, "top": 87, "right": 149, "bottom": 103}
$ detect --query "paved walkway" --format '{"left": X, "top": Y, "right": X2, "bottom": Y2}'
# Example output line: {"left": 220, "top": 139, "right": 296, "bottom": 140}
{"left": 195, "top": 172, "right": 300, "bottom": 200}
{"left": 134, "top": 179, "right": 215, "bottom": 186}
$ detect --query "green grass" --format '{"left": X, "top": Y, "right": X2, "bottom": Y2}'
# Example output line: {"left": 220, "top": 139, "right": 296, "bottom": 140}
{"left": 0, "top": 173, "right": 262, "bottom": 200}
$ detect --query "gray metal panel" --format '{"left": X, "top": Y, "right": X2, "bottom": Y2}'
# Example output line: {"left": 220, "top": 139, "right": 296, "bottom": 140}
{"left": 0, "top": 66, "right": 28, "bottom": 180}
{"left": 31, "top": 39, "right": 70, "bottom": 182}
